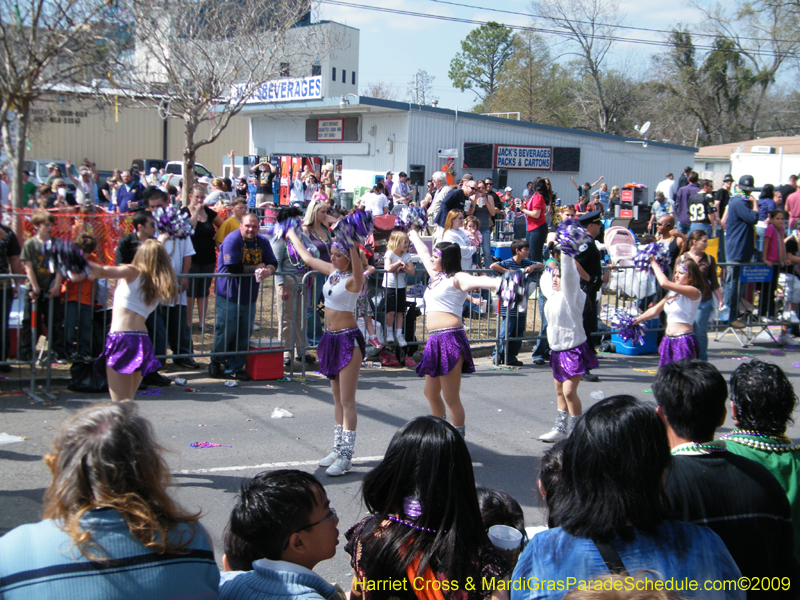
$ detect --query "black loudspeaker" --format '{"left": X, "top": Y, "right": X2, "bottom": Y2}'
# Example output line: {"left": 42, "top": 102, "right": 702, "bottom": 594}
{"left": 610, "top": 218, "right": 633, "bottom": 229}
{"left": 408, "top": 164, "right": 425, "bottom": 186}
{"left": 492, "top": 168, "right": 508, "bottom": 189}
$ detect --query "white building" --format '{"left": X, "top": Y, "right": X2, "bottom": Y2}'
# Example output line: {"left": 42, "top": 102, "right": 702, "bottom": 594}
{"left": 695, "top": 136, "right": 800, "bottom": 188}
{"left": 244, "top": 96, "right": 696, "bottom": 202}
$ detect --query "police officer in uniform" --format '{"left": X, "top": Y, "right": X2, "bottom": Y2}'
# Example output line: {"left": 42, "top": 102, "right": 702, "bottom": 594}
{"left": 576, "top": 210, "right": 604, "bottom": 382}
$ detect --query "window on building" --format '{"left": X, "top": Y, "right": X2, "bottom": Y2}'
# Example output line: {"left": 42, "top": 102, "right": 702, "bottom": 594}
{"left": 280, "top": 62, "right": 289, "bottom": 77}
{"left": 311, "top": 64, "right": 321, "bottom": 76}
{"left": 342, "top": 70, "right": 346, "bottom": 84}
{"left": 705, "top": 162, "right": 715, "bottom": 171}
{"left": 332, "top": 67, "right": 336, "bottom": 82}
{"left": 352, "top": 71, "right": 356, "bottom": 85}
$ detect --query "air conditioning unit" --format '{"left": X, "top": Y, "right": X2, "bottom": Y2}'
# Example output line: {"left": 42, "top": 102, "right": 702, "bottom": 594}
{"left": 750, "top": 146, "right": 775, "bottom": 154}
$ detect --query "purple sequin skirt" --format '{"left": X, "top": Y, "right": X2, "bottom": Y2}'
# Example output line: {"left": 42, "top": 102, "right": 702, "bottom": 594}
{"left": 658, "top": 332, "right": 699, "bottom": 367}
{"left": 550, "top": 340, "right": 600, "bottom": 383}
{"left": 416, "top": 327, "right": 475, "bottom": 378}
{"left": 94, "top": 331, "right": 162, "bottom": 377}
{"left": 318, "top": 327, "right": 365, "bottom": 380}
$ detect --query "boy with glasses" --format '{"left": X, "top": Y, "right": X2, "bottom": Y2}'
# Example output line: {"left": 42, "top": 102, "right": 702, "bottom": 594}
{"left": 221, "top": 470, "right": 342, "bottom": 600}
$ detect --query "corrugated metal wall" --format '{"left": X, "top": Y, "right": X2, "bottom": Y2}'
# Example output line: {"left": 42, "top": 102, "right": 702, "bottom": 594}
{"left": 25, "top": 97, "right": 250, "bottom": 174}
{"left": 408, "top": 111, "right": 694, "bottom": 202}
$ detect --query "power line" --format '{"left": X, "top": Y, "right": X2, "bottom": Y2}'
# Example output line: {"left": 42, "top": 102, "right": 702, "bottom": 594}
{"left": 320, "top": 0, "right": 800, "bottom": 59}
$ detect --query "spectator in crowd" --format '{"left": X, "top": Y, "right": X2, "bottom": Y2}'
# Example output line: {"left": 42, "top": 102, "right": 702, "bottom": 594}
{"left": 21, "top": 170, "right": 37, "bottom": 206}
{"left": 269, "top": 206, "right": 315, "bottom": 366}
{"left": 522, "top": 179, "right": 548, "bottom": 263}
{"left": 209, "top": 213, "right": 277, "bottom": 381}
{"left": 762, "top": 208, "right": 787, "bottom": 321}
{"left": 65, "top": 161, "right": 99, "bottom": 205}
{"left": 674, "top": 171, "right": 700, "bottom": 235}
{"left": 723, "top": 175, "right": 759, "bottom": 329}
{"left": 392, "top": 171, "right": 414, "bottom": 207}
{"left": 221, "top": 470, "right": 340, "bottom": 600}
{"left": 0, "top": 205, "right": 23, "bottom": 370}
{"left": 778, "top": 174, "right": 798, "bottom": 204}
{"left": 63, "top": 232, "right": 100, "bottom": 362}
{"left": 383, "top": 171, "right": 394, "bottom": 203}
{"left": 435, "top": 176, "right": 475, "bottom": 229}
{"left": 656, "top": 172, "right": 675, "bottom": 201}
{"left": 468, "top": 179, "right": 498, "bottom": 267}
{"left": 675, "top": 165, "right": 692, "bottom": 194}
{"left": 45, "top": 178, "right": 74, "bottom": 208}
{"left": 215, "top": 198, "right": 250, "bottom": 247}
{"left": 205, "top": 178, "right": 231, "bottom": 208}
{"left": 116, "top": 169, "right": 145, "bottom": 213}
{"left": 568, "top": 175, "right": 604, "bottom": 205}
{"left": 682, "top": 230, "right": 723, "bottom": 361}
{"left": 425, "top": 171, "right": 450, "bottom": 233}
{"left": 512, "top": 395, "right": 743, "bottom": 600}
{"left": 359, "top": 182, "right": 389, "bottom": 215}
{"left": 345, "top": 416, "right": 511, "bottom": 600}
{"left": 19, "top": 210, "right": 66, "bottom": 363}
{"left": 43, "top": 162, "right": 62, "bottom": 186}
{"left": 0, "top": 403, "right": 219, "bottom": 598}
{"left": 420, "top": 179, "right": 435, "bottom": 212}
{"left": 116, "top": 211, "right": 156, "bottom": 266}
{"left": 186, "top": 184, "right": 223, "bottom": 331}
{"left": 655, "top": 360, "right": 800, "bottom": 588}
{"left": 490, "top": 239, "right": 543, "bottom": 366}
{"left": 647, "top": 191, "right": 674, "bottom": 232}
{"left": 725, "top": 360, "right": 800, "bottom": 562}
{"left": 715, "top": 174, "right": 734, "bottom": 262}
{"left": 687, "top": 179, "right": 716, "bottom": 235}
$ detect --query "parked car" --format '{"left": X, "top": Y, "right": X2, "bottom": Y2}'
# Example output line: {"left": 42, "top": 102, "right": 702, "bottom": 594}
{"left": 165, "top": 160, "right": 215, "bottom": 185}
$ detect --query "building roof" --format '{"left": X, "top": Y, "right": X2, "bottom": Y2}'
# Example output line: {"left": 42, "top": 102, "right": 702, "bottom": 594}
{"left": 242, "top": 95, "right": 697, "bottom": 153}
{"left": 696, "top": 136, "right": 800, "bottom": 157}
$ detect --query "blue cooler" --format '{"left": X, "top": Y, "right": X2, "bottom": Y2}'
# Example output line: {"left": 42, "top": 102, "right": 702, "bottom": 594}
{"left": 492, "top": 241, "right": 512, "bottom": 261}
{"left": 612, "top": 317, "right": 659, "bottom": 355}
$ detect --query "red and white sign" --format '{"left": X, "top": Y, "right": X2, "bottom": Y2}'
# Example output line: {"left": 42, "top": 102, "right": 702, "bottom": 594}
{"left": 620, "top": 189, "right": 634, "bottom": 204}
{"left": 620, "top": 209, "right": 633, "bottom": 218}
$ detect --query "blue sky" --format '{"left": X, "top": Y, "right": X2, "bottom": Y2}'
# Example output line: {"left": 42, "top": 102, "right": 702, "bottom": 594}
{"left": 317, "top": 0, "right": 707, "bottom": 111}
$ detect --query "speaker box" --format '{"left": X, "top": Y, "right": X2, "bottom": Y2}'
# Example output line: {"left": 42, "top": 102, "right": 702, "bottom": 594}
{"left": 492, "top": 168, "right": 508, "bottom": 190}
{"left": 408, "top": 164, "right": 425, "bottom": 186}
{"left": 610, "top": 218, "right": 633, "bottom": 229}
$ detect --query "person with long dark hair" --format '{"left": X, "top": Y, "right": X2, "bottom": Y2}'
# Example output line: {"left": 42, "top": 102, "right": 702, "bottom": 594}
{"left": 521, "top": 179, "right": 548, "bottom": 262}
{"left": 409, "top": 229, "right": 501, "bottom": 437}
{"left": 345, "top": 416, "right": 510, "bottom": 600}
{"left": 511, "top": 396, "right": 742, "bottom": 599}
{"left": 0, "top": 403, "right": 218, "bottom": 599}
{"left": 682, "top": 230, "right": 723, "bottom": 361}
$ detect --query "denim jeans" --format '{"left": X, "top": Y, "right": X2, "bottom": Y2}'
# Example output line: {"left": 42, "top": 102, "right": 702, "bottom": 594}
{"left": 689, "top": 223, "right": 712, "bottom": 236}
{"left": 479, "top": 228, "right": 493, "bottom": 267}
{"left": 493, "top": 313, "right": 525, "bottom": 361}
{"left": 162, "top": 304, "right": 194, "bottom": 357}
{"left": 531, "top": 293, "right": 550, "bottom": 359}
{"left": 677, "top": 222, "right": 690, "bottom": 235}
{"left": 526, "top": 226, "right": 548, "bottom": 263}
{"left": 716, "top": 229, "right": 726, "bottom": 262}
{"left": 65, "top": 301, "right": 93, "bottom": 358}
{"left": 213, "top": 296, "right": 255, "bottom": 374}
{"left": 723, "top": 265, "right": 743, "bottom": 323}
{"left": 693, "top": 298, "right": 714, "bottom": 361}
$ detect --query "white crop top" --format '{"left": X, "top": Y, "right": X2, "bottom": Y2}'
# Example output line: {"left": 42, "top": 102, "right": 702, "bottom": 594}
{"left": 322, "top": 270, "right": 359, "bottom": 312}
{"left": 114, "top": 275, "right": 159, "bottom": 318}
{"left": 663, "top": 291, "right": 701, "bottom": 326}
{"left": 423, "top": 274, "right": 467, "bottom": 316}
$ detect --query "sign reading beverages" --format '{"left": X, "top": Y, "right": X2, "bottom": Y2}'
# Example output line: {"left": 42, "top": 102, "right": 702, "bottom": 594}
{"left": 494, "top": 145, "right": 552, "bottom": 170}
{"left": 231, "top": 75, "right": 323, "bottom": 104}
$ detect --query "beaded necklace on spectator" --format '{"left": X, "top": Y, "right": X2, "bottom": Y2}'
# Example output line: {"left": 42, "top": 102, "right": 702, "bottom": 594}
{"left": 720, "top": 430, "right": 800, "bottom": 453}
{"left": 670, "top": 441, "right": 728, "bottom": 455}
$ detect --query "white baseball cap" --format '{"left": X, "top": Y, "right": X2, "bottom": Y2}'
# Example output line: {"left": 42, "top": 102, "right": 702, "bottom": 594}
{"left": 504, "top": 187, "right": 513, "bottom": 192}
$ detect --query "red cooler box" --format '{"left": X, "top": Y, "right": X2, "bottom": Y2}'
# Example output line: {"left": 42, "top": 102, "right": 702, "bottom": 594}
{"left": 245, "top": 338, "right": 283, "bottom": 380}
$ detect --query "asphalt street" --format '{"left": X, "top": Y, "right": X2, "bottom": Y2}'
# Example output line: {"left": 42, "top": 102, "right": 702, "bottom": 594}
{"left": 2, "top": 328, "right": 800, "bottom": 587}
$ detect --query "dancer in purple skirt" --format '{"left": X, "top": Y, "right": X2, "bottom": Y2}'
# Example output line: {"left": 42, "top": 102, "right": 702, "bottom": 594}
{"left": 89, "top": 240, "right": 179, "bottom": 401}
{"left": 408, "top": 229, "right": 501, "bottom": 438}
{"left": 538, "top": 251, "right": 599, "bottom": 442}
{"left": 634, "top": 255, "right": 704, "bottom": 367}
{"left": 287, "top": 229, "right": 365, "bottom": 477}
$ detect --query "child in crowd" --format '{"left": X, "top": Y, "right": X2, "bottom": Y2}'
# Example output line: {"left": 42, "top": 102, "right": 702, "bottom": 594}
{"left": 357, "top": 249, "right": 381, "bottom": 350}
{"left": 477, "top": 486, "right": 527, "bottom": 545}
{"left": 762, "top": 208, "right": 787, "bottom": 321}
{"left": 63, "top": 231, "right": 100, "bottom": 361}
{"left": 489, "top": 239, "right": 543, "bottom": 366}
{"left": 779, "top": 229, "right": 800, "bottom": 343}
{"left": 20, "top": 210, "right": 66, "bottom": 363}
{"left": 634, "top": 255, "right": 704, "bottom": 367}
{"left": 538, "top": 249, "right": 599, "bottom": 442}
{"left": 220, "top": 470, "right": 342, "bottom": 600}
{"left": 464, "top": 215, "right": 483, "bottom": 268}
{"left": 383, "top": 231, "right": 414, "bottom": 347}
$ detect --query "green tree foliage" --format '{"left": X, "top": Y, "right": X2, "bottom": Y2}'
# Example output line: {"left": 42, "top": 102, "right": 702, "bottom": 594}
{"left": 448, "top": 22, "right": 514, "bottom": 102}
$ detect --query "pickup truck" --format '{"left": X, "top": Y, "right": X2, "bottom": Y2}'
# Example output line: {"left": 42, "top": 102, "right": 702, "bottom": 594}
{"left": 164, "top": 161, "right": 215, "bottom": 184}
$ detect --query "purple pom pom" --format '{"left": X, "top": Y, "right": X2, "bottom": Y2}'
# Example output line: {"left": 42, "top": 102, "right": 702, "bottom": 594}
{"left": 44, "top": 239, "right": 90, "bottom": 278}
{"left": 154, "top": 206, "right": 194, "bottom": 239}
{"left": 498, "top": 270, "right": 526, "bottom": 310}
{"left": 395, "top": 206, "right": 428, "bottom": 232}
{"left": 634, "top": 242, "right": 670, "bottom": 272}
{"left": 332, "top": 210, "right": 374, "bottom": 250}
{"left": 612, "top": 310, "right": 647, "bottom": 345}
{"left": 556, "top": 218, "right": 594, "bottom": 257}
{"left": 267, "top": 217, "right": 302, "bottom": 240}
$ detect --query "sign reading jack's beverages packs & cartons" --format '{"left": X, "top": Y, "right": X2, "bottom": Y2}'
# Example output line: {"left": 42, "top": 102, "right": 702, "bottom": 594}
{"left": 494, "top": 145, "right": 552, "bottom": 170}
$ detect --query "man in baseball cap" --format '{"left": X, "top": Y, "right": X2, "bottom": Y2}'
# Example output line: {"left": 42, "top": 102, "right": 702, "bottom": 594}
{"left": 723, "top": 175, "right": 759, "bottom": 329}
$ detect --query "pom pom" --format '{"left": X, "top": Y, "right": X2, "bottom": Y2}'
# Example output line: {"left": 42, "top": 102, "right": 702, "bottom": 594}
{"left": 153, "top": 206, "right": 194, "bottom": 239}
{"left": 395, "top": 206, "right": 428, "bottom": 232}
{"left": 332, "top": 210, "right": 374, "bottom": 251}
{"left": 267, "top": 217, "right": 303, "bottom": 240}
{"left": 498, "top": 270, "right": 526, "bottom": 311}
{"left": 612, "top": 310, "right": 647, "bottom": 346}
{"left": 634, "top": 242, "right": 670, "bottom": 272}
{"left": 556, "top": 218, "right": 594, "bottom": 257}
{"left": 44, "top": 238, "right": 90, "bottom": 278}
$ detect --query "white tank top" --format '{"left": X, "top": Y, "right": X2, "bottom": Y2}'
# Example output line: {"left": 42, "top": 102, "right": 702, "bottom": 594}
{"left": 423, "top": 274, "right": 467, "bottom": 316}
{"left": 114, "top": 275, "right": 159, "bottom": 318}
{"left": 322, "top": 270, "right": 359, "bottom": 312}
{"left": 663, "top": 291, "right": 701, "bottom": 325}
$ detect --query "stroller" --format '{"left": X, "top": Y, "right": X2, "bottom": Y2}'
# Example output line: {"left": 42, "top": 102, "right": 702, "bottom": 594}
{"left": 605, "top": 226, "right": 656, "bottom": 301}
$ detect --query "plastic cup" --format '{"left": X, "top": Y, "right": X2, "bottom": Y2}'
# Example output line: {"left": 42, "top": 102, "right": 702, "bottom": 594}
{"left": 488, "top": 525, "right": 523, "bottom": 570}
